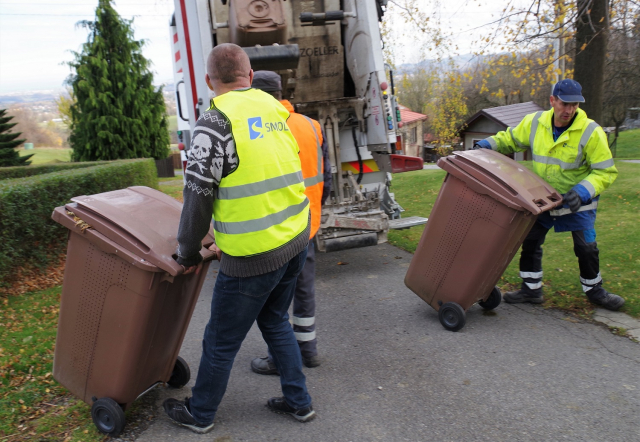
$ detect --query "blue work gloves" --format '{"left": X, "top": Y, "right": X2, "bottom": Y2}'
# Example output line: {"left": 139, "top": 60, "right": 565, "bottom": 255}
{"left": 563, "top": 184, "right": 591, "bottom": 213}
{"left": 472, "top": 139, "right": 492, "bottom": 150}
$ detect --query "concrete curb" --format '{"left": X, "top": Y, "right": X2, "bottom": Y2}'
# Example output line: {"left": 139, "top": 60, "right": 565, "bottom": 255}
{"left": 593, "top": 308, "right": 640, "bottom": 341}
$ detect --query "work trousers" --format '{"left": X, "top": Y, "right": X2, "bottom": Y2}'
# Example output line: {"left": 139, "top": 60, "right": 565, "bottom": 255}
{"left": 266, "top": 238, "right": 318, "bottom": 362}
{"left": 293, "top": 239, "right": 317, "bottom": 358}
{"left": 189, "top": 247, "right": 311, "bottom": 425}
{"left": 519, "top": 221, "right": 603, "bottom": 294}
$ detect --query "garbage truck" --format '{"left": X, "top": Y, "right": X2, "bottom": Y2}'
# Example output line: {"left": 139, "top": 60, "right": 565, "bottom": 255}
{"left": 169, "top": 0, "right": 427, "bottom": 252}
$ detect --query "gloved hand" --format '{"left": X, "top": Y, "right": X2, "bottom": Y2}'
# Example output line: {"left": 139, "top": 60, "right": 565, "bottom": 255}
{"left": 563, "top": 189, "right": 581, "bottom": 213}
{"left": 472, "top": 139, "right": 492, "bottom": 150}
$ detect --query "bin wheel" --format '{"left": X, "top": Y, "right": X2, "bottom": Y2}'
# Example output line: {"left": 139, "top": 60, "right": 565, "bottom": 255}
{"left": 91, "top": 397, "right": 125, "bottom": 437}
{"left": 438, "top": 302, "right": 466, "bottom": 332}
{"left": 167, "top": 355, "right": 191, "bottom": 388}
{"left": 478, "top": 286, "right": 502, "bottom": 310}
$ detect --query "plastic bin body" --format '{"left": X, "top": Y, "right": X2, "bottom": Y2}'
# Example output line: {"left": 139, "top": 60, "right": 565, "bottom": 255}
{"left": 51, "top": 186, "right": 215, "bottom": 409}
{"left": 405, "top": 149, "right": 563, "bottom": 313}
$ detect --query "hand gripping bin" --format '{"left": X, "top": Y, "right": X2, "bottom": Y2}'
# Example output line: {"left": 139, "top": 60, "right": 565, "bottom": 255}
{"left": 51, "top": 186, "right": 216, "bottom": 437}
{"left": 404, "top": 149, "right": 563, "bottom": 332}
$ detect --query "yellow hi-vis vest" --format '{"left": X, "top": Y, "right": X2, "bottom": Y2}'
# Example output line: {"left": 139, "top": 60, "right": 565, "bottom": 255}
{"left": 210, "top": 89, "right": 309, "bottom": 257}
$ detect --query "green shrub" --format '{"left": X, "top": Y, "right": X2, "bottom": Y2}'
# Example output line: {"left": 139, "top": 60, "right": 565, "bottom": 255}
{"left": 0, "top": 159, "right": 158, "bottom": 285}
{"left": 0, "top": 161, "right": 111, "bottom": 180}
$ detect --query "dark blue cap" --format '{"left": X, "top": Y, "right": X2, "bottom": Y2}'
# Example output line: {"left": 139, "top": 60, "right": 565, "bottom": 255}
{"left": 552, "top": 79, "right": 585, "bottom": 103}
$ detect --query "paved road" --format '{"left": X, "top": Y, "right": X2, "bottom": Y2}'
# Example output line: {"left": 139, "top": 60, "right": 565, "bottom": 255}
{"left": 136, "top": 243, "right": 639, "bottom": 442}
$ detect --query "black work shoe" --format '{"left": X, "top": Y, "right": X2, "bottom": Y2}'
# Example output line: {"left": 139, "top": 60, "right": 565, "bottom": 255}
{"left": 503, "top": 289, "right": 544, "bottom": 304}
{"left": 251, "top": 356, "right": 279, "bottom": 375}
{"left": 267, "top": 397, "right": 316, "bottom": 422}
{"left": 302, "top": 355, "right": 321, "bottom": 368}
{"left": 163, "top": 397, "right": 214, "bottom": 434}
{"left": 586, "top": 287, "right": 625, "bottom": 311}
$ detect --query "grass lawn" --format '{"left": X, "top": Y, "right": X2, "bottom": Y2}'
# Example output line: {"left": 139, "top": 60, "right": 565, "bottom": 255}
{"left": 158, "top": 174, "right": 184, "bottom": 202}
{"left": 388, "top": 160, "right": 640, "bottom": 319}
{"left": 0, "top": 287, "right": 107, "bottom": 441}
{"left": 613, "top": 128, "right": 640, "bottom": 159}
{"left": 18, "top": 147, "right": 72, "bottom": 165}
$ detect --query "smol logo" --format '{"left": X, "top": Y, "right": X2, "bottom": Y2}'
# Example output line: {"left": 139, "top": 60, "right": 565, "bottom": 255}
{"left": 248, "top": 117, "right": 264, "bottom": 140}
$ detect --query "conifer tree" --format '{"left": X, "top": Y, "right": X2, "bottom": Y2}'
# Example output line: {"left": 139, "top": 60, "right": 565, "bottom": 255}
{"left": 0, "top": 108, "right": 31, "bottom": 167}
{"left": 67, "top": 0, "right": 169, "bottom": 161}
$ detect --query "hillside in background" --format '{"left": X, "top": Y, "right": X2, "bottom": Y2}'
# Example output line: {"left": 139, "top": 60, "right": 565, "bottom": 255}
{"left": 0, "top": 85, "right": 178, "bottom": 148}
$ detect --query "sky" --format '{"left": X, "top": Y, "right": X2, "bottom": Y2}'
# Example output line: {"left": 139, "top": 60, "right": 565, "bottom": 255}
{"left": 0, "top": 0, "right": 175, "bottom": 94}
{"left": 0, "top": 0, "right": 512, "bottom": 95}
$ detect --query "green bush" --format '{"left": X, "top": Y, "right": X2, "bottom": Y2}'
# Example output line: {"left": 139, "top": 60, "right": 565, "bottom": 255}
{"left": 0, "top": 159, "right": 158, "bottom": 285}
{"left": 0, "top": 161, "right": 111, "bottom": 180}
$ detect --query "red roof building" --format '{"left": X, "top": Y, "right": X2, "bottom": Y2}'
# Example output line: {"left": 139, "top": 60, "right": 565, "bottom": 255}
{"left": 459, "top": 101, "right": 544, "bottom": 161}
{"left": 397, "top": 105, "right": 428, "bottom": 158}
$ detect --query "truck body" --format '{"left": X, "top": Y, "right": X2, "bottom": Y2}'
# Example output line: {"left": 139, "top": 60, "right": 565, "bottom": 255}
{"left": 171, "top": 0, "right": 427, "bottom": 252}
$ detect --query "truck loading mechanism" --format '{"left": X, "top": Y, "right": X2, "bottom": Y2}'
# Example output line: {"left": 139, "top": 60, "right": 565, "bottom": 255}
{"left": 170, "top": 0, "right": 427, "bottom": 253}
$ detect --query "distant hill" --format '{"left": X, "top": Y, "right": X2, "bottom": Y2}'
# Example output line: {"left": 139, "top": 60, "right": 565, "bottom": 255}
{"left": 394, "top": 53, "right": 482, "bottom": 76}
{"left": 0, "top": 83, "right": 175, "bottom": 106}
{"left": 0, "top": 90, "right": 64, "bottom": 105}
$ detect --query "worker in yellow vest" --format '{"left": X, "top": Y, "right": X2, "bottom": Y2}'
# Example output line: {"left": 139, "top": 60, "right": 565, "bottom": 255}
{"left": 474, "top": 79, "right": 622, "bottom": 311}
{"left": 250, "top": 71, "right": 332, "bottom": 374}
{"left": 163, "top": 44, "right": 316, "bottom": 434}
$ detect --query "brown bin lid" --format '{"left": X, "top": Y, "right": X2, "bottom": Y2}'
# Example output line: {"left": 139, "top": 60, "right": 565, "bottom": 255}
{"left": 65, "top": 186, "right": 214, "bottom": 275}
{"left": 437, "top": 149, "right": 563, "bottom": 215}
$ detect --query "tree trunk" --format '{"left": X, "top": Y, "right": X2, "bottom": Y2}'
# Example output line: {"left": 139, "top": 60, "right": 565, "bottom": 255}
{"left": 574, "top": 0, "right": 608, "bottom": 124}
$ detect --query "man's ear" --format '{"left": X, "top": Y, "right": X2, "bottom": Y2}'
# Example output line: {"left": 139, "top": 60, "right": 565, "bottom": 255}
{"left": 248, "top": 69, "right": 254, "bottom": 86}
{"left": 205, "top": 73, "right": 214, "bottom": 91}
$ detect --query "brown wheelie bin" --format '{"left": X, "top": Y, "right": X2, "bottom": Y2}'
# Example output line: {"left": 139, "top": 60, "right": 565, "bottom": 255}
{"left": 51, "top": 186, "right": 216, "bottom": 437}
{"left": 404, "top": 149, "right": 563, "bottom": 332}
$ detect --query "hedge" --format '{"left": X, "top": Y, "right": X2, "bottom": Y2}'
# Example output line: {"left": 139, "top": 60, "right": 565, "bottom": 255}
{"left": 0, "top": 161, "right": 113, "bottom": 180}
{"left": 0, "top": 159, "right": 159, "bottom": 285}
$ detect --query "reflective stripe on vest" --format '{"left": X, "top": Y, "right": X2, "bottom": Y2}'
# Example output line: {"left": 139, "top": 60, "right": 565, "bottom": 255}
{"left": 301, "top": 115, "right": 323, "bottom": 188}
{"left": 210, "top": 89, "right": 309, "bottom": 256}
{"left": 549, "top": 200, "right": 599, "bottom": 217}
{"left": 529, "top": 111, "right": 543, "bottom": 151}
{"left": 531, "top": 114, "right": 600, "bottom": 170}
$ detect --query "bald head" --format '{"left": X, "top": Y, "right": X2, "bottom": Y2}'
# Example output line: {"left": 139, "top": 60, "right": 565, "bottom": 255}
{"left": 207, "top": 43, "right": 251, "bottom": 84}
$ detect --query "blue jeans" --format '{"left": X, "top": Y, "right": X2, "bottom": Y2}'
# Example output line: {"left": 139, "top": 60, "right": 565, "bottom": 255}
{"left": 189, "top": 247, "right": 311, "bottom": 425}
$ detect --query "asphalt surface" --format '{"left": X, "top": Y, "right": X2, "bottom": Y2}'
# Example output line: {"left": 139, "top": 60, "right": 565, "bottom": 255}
{"left": 136, "top": 243, "right": 639, "bottom": 442}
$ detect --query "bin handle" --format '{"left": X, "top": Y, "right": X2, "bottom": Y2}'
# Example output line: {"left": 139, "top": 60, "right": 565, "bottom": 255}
{"left": 168, "top": 246, "right": 217, "bottom": 277}
{"left": 83, "top": 225, "right": 162, "bottom": 272}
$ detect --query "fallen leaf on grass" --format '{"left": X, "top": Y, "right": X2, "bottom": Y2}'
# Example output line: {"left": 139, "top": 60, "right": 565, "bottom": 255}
{"left": 2, "top": 255, "right": 66, "bottom": 297}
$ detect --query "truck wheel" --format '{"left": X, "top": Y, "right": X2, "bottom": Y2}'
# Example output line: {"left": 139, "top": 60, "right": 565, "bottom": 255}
{"left": 167, "top": 355, "right": 190, "bottom": 388}
{"left": 478, "top": 286, "right": 502, "bottom": 310}
{"left": 438, "top": 302, "right": 466, "bottom": 332}
{"left": 91, "top": 397, "right": 125, "bottom": 437}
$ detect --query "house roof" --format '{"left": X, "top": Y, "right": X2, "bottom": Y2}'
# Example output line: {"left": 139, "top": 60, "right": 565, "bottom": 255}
{"left": 398, "top": 105, "right": 428, "bottom": 124}
{"left": 462, "top": 101, "right": 544, "bottom": 131}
